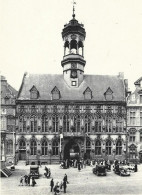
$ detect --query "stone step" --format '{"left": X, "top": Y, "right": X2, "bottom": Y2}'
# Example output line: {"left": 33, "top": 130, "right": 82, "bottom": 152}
{"left": 17, "top": 160, "right": 26, "bottom": 166}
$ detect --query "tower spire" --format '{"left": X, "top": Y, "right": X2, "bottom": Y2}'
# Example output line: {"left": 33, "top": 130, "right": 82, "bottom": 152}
{"left": 72, "top": 0, "right": 76, "bottom": 19}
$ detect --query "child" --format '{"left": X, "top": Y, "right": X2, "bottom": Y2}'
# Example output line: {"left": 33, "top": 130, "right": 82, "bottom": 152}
{"left": 19, "top": 175, "right": 23, "bottom": 186}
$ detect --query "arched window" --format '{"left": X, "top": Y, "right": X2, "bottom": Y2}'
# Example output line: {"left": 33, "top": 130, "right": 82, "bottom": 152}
{"left": 19, "top": 117, "right": 26, "bottom": 132}
{"left": 30, "top": 140, "right": 37, "bottom": 155}
{"left": 95, "top": 140, "right": 101, "bottom": 155}
{"left": 95, "top": 120, "right": 102, "bottom": 132}
{"left": 19, "top": 139, "right": 26, "bottom": 150}
{"left": 116, "top": 119, "right": 123, "bottom": 132}
{"left": 70, "top": 40, "right": 77, "bottom": 54}
{"left": 106, "top": 119, "right": 112, "bottom": 133}
{"left": 52, "top": 140, "right": 59, "bottom": 156}
{"left": 86, "top": 140, "right": 91, "bottom": 150}
{"left": 42, "top": 116, "right": 48, "bottom": 132}
{"left": 116, "top": 140, "right": 122, "bottom": 155}
{"left": 85, "top": 115, "right": 91, "bottom": 133}
{"left": 64, "top": 41, "right": 69, "bottom": 55}
{"left": 129, "top": 128, "right": 136, "bottom": 142}
{"left": 106, "top": 140, "right": 111, "bottom": 155}
{"left": 41, "top": 140, "right": 48, "bottom": 155}
{"left": 129, "top": 144, "right": 136, "bottom": 159}
{"left": 52, "top": 115, "right": 59, "bottom": 132}
{"left": 78, "top": 41, "right": 83, "bottom": 56}
{"left": 63, "top": 115, "right": 69, "bottom": 132}
{"left": 74, "top": 115, "right": 80, "bottom": 132}
{"left": 6, "top": 140, "right": 13, "bottom": 154}
{"left": 30, "top": 117, "right": 37, "bottom": 132}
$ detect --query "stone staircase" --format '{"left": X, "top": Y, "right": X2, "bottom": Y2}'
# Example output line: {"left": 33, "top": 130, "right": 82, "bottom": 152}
{"left": 17, "top": 160, "right": 26, "bottom": 166}
{"left": 0, "top": 167, "right": 12, "bottom": 177}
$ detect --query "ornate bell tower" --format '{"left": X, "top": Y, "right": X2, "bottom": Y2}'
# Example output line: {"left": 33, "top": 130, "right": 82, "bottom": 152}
{"left": 61, "top": 5, "right": 86, "bottom": 87}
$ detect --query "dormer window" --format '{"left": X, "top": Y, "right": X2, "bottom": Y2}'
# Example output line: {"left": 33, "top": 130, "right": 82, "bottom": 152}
{"left": 104, "top": 87, "right": 113, "bottom": 101}
{"left": 5, "top": 96, "right": 10, "bottom": 104}
{"left": 30, "top": 85, "right": 39, "bottom": 99}
{"left": 51, "top": 86, "right": 60, "bottom": 100}
{"left": 83, "top": 87, "right": 92, "bottom": 100}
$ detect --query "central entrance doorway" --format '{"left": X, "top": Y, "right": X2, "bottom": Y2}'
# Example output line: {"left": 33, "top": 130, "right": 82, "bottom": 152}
{"left": 64, "top": 139, "right": 80, "bottom": 160}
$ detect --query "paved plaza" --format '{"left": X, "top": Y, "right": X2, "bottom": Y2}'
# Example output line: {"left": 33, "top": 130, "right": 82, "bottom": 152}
{"left": 1, "top": 164, "right": 142, "bottom": 195}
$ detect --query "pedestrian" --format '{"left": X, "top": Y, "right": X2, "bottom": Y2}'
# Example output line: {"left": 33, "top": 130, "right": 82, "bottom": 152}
{"left": 84, "top": 159, "right": 86, "bottom": 168}
{"left": 24, "top": 174, "right": 28, "bottom": 185}
{"left": 54, "top": 182, "right": 60, "bottom": 195}
{"left": 19, "top": 175, "right": 23, "bottom": 186}
{"left": 27, "top": 174, "right": 31, "bottom": 186}
{"left": 32, "top": 177, "right": 36, "bottom": 187}
{"left": 63, "top": 180, "right": 67, "bottom": 193}
{"left": 63, "top": 174, "right": 69, "bottom": 184}
{"left": 48, "top": 168, "right": 51, "bottom": 178}
{"left": 78, "top": 162, "right": 81, "bottom": 171}
{"left": 134, "top": 164, "right": 138, "bottom": 172}
{"left": 60, "top": 181, "right": 63, "bottom": 191}
{"left": 50, "top": 178, "right": 54, "bottom": 192}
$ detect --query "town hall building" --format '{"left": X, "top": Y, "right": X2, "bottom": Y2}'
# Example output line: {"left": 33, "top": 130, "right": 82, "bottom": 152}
{"left": 15, "top": 10, "right": 128, "bottom": 165}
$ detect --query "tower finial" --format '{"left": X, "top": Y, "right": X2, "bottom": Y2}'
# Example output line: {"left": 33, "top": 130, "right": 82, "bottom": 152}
{"left": 72, "top": 0, "right": 76, "bottom": 19}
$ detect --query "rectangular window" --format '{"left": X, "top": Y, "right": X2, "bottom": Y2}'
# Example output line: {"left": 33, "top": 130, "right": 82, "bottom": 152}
{"left": 140, "top": 95, "right": 142, "bottom": 103}
{"left": 129, "top": 135, "right": 135, "bottom": 142}
{"left": 130, "top": 111, "right": 135, "bottom": 125}
{"left": 72, "top": 81, "right": 76, "bottom": 86}
{"left": 23, "top": 121, "right": 26, "bottom": 132}
{"left": 140, "top": 112, "right": 142, "bottom": 126}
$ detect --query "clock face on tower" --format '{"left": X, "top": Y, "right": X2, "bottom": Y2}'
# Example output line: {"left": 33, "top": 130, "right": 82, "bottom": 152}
{"left": 71, "top": 70, "right": 77, "bottom": 78}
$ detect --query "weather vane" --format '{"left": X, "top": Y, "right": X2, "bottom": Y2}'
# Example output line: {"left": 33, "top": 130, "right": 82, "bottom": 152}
{"left": 72, "top": 0, "right": 76, "bottom": 18}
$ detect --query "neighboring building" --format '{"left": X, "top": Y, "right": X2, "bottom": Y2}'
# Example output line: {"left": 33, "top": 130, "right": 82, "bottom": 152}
{"left": 16, "top": 11, "right": 128, "bottom": 165}
{"left": 127, "top": 77, "right": 142, "bottom": 163}
{"left": 0, "top": 76, "right": 17, "bottom": 165}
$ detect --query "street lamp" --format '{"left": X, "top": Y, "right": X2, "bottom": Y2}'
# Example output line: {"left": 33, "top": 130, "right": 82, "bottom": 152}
{"left": 60, "top": 133, "right": 63, "bottom": 163}
{"left": 49, "top": 144, "right": 51, "bottom": 164}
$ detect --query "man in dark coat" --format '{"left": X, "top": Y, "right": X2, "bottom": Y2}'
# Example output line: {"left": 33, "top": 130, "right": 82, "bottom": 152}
{"left": 63, "top": 174, "right": 69, "bottom": 183}
{"left": 27, "top": 175, "right": 31, "bottom": 186}
{"left": 134, "top": 164, "right": 138, "bottom": 172}
{"left": 50, "top": 178, "right": 54, "bottom": 192}
{"left": 63, "top": 180, "right": 67, "bottom": 193}
{"left": 32, "top": 177, "right": 36, "bottom": 187}
{"left": 78, "top": 162, "right": 81, "bottom": 171}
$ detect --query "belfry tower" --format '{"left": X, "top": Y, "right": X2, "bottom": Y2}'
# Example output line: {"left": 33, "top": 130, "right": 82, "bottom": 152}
{"left": 61, "top": 5, "right": 86, "bottom": 87}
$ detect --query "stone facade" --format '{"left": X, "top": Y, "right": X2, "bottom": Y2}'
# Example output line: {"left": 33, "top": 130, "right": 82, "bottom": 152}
{"left": 15, "top": 13, "right": 128, "bottom": 165}
{"left": 127, "top": 77, "right": 142, "bottom": 163}
{"left": 1, "top": 76, "right": 17, "bottom": 165}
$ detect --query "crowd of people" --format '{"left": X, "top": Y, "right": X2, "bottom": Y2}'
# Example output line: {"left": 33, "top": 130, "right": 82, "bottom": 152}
{"left": 19, "top": 174, "right": 36, "bottom": 187}
{"left": 50, "top": 173, "right": 69, "bottom": 195}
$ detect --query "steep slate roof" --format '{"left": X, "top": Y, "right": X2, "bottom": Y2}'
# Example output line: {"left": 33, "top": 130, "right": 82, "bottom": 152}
{"left": 18, "top": 74, "right": 126, "bottom": 101}
{"left": 1, "top": 77, "right": 18, "bottom": 98}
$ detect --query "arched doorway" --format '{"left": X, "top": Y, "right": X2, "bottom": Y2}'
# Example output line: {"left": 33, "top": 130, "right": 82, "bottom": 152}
{"left": 64, "top": 139, "right": 80, "bottom": 160}
{"left": 19, "top": 139, "right": 26, "bottom": 160}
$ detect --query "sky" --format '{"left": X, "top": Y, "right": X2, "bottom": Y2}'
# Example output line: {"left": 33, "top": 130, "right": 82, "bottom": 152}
{"left": 0, "top": 0, "right": 142, "bottom": 91}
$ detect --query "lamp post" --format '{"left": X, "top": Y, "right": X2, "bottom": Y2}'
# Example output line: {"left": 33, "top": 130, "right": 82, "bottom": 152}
{"left": 49, "top": 144, "right": 51, "bottom": 164}
{"left": 60, "top": 133, "right": 63, "bottom": 163}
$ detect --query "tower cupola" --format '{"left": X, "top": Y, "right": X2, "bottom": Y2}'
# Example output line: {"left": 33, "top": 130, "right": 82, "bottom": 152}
{"left": 61, "top": 5, "right": 86, "bottom": 88}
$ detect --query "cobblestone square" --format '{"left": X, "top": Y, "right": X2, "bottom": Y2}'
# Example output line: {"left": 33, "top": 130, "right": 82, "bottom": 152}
{"left": 1, "top": 164, "right": 142, "bottom": 195}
